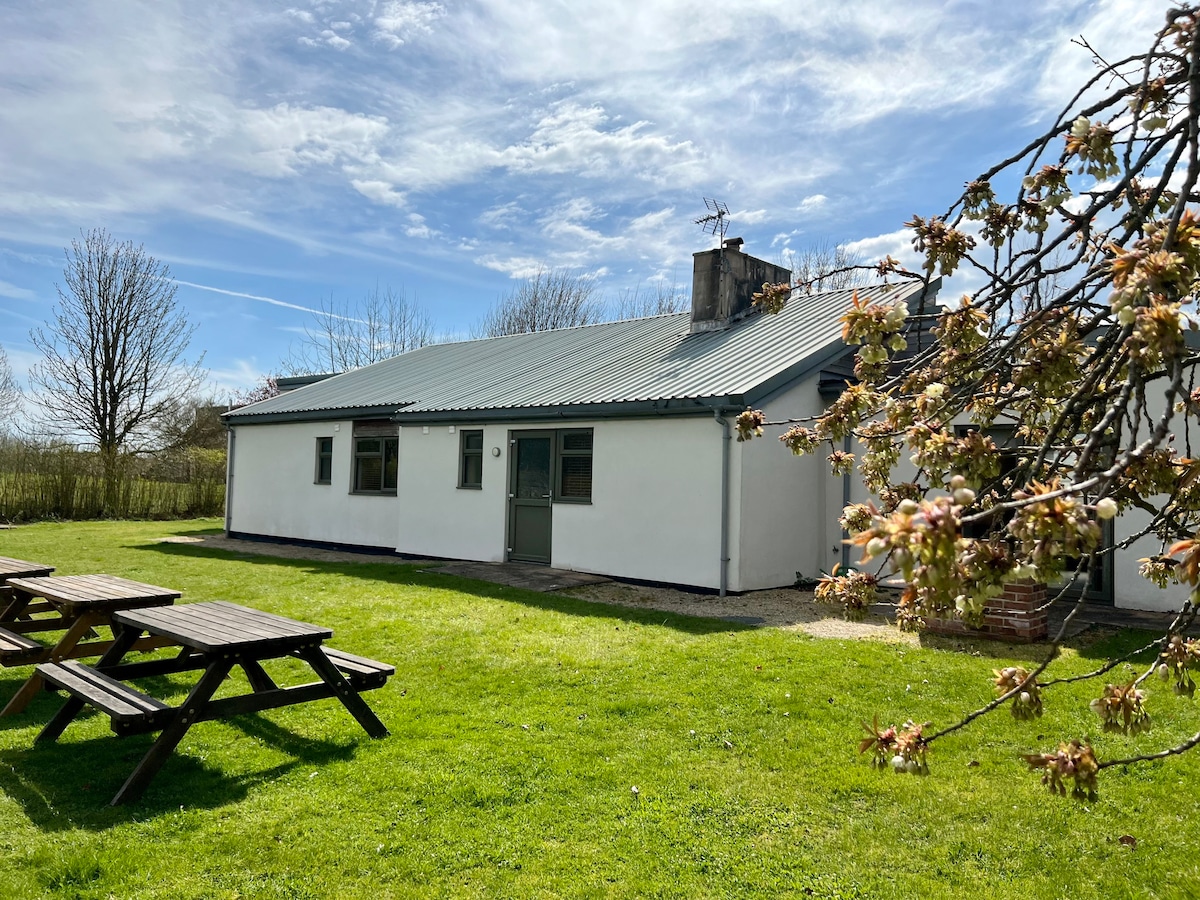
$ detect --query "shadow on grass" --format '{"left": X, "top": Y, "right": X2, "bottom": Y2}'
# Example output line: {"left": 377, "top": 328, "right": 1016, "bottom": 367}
{"left": 130, "top": 541, "right": 755, "bottom": 636}
{"left": 0, "top": 710, "right": 360, "bottom": 831}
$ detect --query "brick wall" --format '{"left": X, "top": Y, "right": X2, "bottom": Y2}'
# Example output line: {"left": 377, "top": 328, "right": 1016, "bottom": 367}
{"left": 923, "top": 581, "right": 1048, "bottom": 643}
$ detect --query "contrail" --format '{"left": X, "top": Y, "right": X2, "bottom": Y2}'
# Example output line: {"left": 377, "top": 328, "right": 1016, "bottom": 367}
{"left": 172, "top": 279, "right": 358, "bottom": 321}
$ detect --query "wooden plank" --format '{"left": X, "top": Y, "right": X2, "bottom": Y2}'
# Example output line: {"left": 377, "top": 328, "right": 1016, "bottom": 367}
{"left": 320, "top": 647, "right": 395, "bottom": 678}
{"left": 0, "top": 625, "right": 46, "bottom": 666}
{"left": 115, "top": 602, "right": 329, "bottom": 653}
{"left": 6, "top": 575, "right": 179, "bottom": 609}
{"left": 0, "top": 625, "right": 42, "bottom": 652}
{"left": 0, "top": 558, "right": 54, "bottom": 580}
{"left": 37, "top": 661, "right": 170, "bottom": 722}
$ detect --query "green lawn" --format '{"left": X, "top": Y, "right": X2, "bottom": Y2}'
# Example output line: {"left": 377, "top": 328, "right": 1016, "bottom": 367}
{"left": 0, "top": 521, "right": 1198, "bottom": 898}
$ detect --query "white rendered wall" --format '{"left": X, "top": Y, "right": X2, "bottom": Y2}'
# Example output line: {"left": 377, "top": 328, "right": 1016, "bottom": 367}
{"left": 736, "top": 377, "right": 842, "bottom": 591}
{"left": 227, "top": 421, "right": 399, "bottom": 548}
{"left": 550, "top": 417, "right": 726, "bottom": 589}
{"left": 395, "top": 424, "right": 508, "bottom": 562}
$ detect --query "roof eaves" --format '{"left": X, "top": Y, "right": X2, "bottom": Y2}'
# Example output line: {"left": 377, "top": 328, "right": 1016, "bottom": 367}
{"left": 391, "top": 395, "right": 746, "bottom": 424}
{"left": 224, "top": 404, "right": 409, "bottom": 426}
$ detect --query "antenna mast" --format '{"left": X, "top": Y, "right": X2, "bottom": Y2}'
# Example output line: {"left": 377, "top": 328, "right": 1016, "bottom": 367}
{"left": 694, "top": 198, "right": 730, "bottom": 244}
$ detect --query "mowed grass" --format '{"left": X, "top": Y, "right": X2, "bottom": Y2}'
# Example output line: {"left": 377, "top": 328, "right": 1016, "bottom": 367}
{"left": 0, "top": 522, "right": 1199, "bottom": 898}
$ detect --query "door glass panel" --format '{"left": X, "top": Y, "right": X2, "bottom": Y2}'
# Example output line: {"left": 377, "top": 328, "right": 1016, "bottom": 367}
{"left": 516, "top": 438, "right": 551, "bottom": 499}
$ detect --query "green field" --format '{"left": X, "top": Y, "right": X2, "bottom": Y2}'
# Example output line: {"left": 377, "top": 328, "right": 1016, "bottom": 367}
{"left": 0, "top": 520, "right": 1197, "bottom": 898}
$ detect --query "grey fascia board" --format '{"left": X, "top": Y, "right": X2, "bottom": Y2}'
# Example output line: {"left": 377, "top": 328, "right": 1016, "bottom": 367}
{"left": 391, "top": 396, "right": 746, "bottom": 424}
{"left": 223, "top": 404, "right": 408, "bottom": 426}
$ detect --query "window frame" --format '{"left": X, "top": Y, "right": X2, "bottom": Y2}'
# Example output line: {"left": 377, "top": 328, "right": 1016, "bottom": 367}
{"left": 314, "top": 436, "right": 333, "bottom": 485}
{"left": 553, "top": 428, "right": 593, "bottom": 503}
{"left": 458, "top": 429, "right": 484, "bottom": 490}
{"left": 351, "top": 434, "right": 399, "bottom": 495}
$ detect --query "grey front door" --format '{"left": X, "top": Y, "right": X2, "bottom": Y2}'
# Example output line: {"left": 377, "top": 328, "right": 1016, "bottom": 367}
{"left": 508, "top": 431, "right": 553, "bottom": 563}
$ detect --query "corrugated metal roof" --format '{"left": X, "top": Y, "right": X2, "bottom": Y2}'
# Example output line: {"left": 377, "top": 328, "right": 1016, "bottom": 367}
{"left": 226, "top": 281, "right": 935, "bottom": 423}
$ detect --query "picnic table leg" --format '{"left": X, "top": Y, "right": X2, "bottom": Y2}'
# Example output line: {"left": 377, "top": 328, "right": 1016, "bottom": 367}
{"left": 111, "top": 656, "right": 235, "bottom": 807}
{"left": 239, "top": 659, "right": 278, "bottom": 693}
{"left": 296, "top": 646, "right": 389, "bottom": 739}
{"left": 1, "top": 612, "right": 106, "bottom": 717}
{"left": 0, "top": 589, "right": 31, "bottom": 624}
{"left": 36, "top": 624, "right": 146, "bottom": 744}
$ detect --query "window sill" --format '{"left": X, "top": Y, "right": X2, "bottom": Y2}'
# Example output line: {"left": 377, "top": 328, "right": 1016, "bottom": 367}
{"left": 349, "top": 490, "right": 398, "bottom": 497}
{"left": 553, "top": 497, "right": 592, "bottom": 505}
{"left": 457, "top": 484, "right": 483, "bottom": 491}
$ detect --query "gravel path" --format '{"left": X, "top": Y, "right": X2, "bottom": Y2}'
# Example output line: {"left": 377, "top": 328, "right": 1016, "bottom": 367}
{"left": 168, "top": 534, "right": 914, "bottom": 644}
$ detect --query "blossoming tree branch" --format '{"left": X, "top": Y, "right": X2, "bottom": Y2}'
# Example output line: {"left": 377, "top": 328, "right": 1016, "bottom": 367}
{"left": 739, "top": 6, "right": 1200, "bottom": 798}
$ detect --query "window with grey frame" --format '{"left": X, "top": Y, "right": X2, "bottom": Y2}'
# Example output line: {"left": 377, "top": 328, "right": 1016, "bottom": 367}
{"left": 459, "top": 429, "right": 483, "bottom": 489}
{"left": 353, "top": 435, "right": 398, "bottom": 493}
{"left": 315, "top": 436, "right": 333, "bottom": 484}
{"left": 555, "top": 429, "right": 593, "bottom": 502}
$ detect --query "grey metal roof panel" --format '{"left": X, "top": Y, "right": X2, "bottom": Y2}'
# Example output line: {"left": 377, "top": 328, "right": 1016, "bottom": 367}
{"left": 225, "top": 281, "right": 935, "bottom": 422}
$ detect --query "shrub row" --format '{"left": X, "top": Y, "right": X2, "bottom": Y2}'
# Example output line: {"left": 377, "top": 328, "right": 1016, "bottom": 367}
{"left": 0, "top": 440, "right": 226, "bottom": 522}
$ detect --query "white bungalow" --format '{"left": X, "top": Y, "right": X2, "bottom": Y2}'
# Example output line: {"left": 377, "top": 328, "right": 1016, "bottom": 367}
{"left": 224, "top": 243, "right": 931, "bottom": 595}
{"left": 221, "top": 242, "right": 1170, "bottom": 613}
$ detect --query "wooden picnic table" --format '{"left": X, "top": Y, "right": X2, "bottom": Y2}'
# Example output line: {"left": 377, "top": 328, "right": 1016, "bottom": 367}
{"left": 36, "top": 600, "right": 393, "bottom": 805}
{"left": 0, "top": 574, "right": 181, "bottom": 715}
{"left": 0, "top": 557, "right": 55, "bottom": 583}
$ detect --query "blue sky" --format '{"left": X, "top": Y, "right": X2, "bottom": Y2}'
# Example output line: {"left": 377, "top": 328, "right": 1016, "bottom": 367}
{"left": 0, "top": 0, "right": 1165, "bottom": 401}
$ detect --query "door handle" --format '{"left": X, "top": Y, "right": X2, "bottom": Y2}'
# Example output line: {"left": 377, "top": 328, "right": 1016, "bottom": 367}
{"left": 542, "top": 494, "right": 552, "bottom": 499}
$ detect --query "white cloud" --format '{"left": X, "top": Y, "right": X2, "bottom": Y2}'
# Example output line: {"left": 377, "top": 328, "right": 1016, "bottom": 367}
{"left": 374, "top": 1, "right": 445, "bottom": 48}
{"left": 797, "top": 195, "right": 827, "bottom": 214}
{"left": 475, "top": 255, "right": 547, "bottom": 279}
{"left": 0, "top": 280, "right": 36, "bottom": 301}
{"left": 351, "top": 179, "right": 408, "bottom": 207}
{"left": 1035, "top": 0, "right": 1168, "bottom": 112}
{"left": 403, "top": 213, "right": 437, "bottom": 239}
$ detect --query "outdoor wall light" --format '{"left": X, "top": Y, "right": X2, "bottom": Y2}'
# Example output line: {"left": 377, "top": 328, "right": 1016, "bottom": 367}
{"left": 491, "top": 447, "right": 501, "bottom": 457}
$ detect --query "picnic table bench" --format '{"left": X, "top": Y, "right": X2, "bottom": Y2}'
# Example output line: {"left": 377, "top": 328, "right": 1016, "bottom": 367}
{"left": 36, "top": 600, "right": 393, "bottom": 805}
{"left": 0, "top": 574, "right": 180, "bottom": 715}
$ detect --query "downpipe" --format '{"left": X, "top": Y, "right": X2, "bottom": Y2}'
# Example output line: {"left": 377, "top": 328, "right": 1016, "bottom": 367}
{"left": 714, "top": 410, "right": 731, "bottom": 597}
{"left": 224, "top": 426, "right": 235, "bottom": 536}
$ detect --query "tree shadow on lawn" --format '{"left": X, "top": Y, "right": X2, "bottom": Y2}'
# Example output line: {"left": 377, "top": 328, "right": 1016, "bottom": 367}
{"left": 0, "top": 708, "right": 361, "bottom": 831}
{"left": 130, "top": 541, "right": 755, "bottom": 637}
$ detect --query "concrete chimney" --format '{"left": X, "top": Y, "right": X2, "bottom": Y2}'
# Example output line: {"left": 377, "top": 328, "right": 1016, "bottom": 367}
{"left": 690, "top": 239, "right": 791, "bottom": 333}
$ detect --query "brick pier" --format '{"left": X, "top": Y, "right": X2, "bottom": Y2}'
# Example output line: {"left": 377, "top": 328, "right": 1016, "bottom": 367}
{"left": 923, "top": 581, "right": 1049, "bottom": 643}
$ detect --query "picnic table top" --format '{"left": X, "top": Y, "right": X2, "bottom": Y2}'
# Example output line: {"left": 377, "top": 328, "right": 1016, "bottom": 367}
{"left": 5, "top": 574, "right": 180, "bottom": 611}
{"left": 114, "top": 601, "right": 332, "bottom": 654}
{"left": 0, "top": 557, "right": 55, "bottom": 581}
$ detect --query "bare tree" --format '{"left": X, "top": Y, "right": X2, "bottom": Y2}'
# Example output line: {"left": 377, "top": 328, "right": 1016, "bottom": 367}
{"left": 285, "top": 285, "right": 434, "bottom": 374}
{"left": 781, "top": 240, "right": 868, "bottom": 291}
{"left": 0, "top": 344, "right": 22, "bottom": 432}
{"left": 473, "top": 267, "right": 602, "bottom": 337}
{"left": 157, "top": 395, "right": 230, "bottom": 451}
{"left": 609, "top": 278, "right": 689, "bottom": 320}
{"left": 28, "top": 228, "right": 205, "bottom": 510}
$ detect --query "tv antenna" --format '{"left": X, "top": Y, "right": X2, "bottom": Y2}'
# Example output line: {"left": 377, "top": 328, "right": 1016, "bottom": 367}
{"left": 695, "top": 198, "right": 730, "bottom": 243}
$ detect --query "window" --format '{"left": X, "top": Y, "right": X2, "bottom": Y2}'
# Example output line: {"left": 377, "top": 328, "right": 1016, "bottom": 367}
{"left": 556, "top": 429, "right": 593, "bottom": 501}
{"left": 353, "top": 436, "right": 398, "bottom": 493}
{"left": 459, "top": 429, "right": 483, "bottom": 489}
{"left": 315, "top": 437, "right": 333, "bottom": 485}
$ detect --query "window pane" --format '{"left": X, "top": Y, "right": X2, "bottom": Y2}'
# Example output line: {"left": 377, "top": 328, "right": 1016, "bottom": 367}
{"left": 561, "top": 431, "right": 592, "bottom": 452}
{"left": 559, "top": 455, "right": 592, "bottom": 499}
{"left": 462, "top": 453, "right": 482, "bottom": 487}
{"left": 317, "top": 454, "right": 332, "bottom": 484}
{"left": 383, "top": 438, "right": 399, "bottom": 490}
{"left": 356, "top": 457, "right": 382, "bottom": 492}
{"left": 516, "top": 437, "right": 551, "bottom": 498}
{"left": 464, "top": 431, "right": 484, "bottom": 451}
{"left": 356, "top": 438, "right": 380, "bottom": 455}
